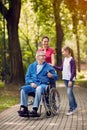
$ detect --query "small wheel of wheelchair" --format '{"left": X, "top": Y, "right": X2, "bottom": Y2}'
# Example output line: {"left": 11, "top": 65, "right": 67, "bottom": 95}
{"left": 49, "top": 88, "right": 60, "bottom": 115}
{"left": 46, "top": 110, "right": 52, "bottom": 117}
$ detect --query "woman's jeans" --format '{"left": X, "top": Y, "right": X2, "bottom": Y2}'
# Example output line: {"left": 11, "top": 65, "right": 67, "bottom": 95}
{"left": 64, "top": 80, "right": 77, "bottom": 110}
{"left": 20, "top": 84, "right": 47, "bottom": 109}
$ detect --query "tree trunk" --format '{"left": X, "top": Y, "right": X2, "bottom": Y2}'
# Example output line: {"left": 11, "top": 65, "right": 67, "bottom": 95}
{"left": 0, "top": 0, "right": 25, "bottom": 84}
{"left": 72, "top": 15, "right": 81, "bottom": 72}
{"left": 53, "top": 0, "right": 64, "bottom": 79}
{"left": 76, "top": 31, "right": 80, "bottom": 72}
{"left": 7, "top": 0, "right": 25, "bottom": 83}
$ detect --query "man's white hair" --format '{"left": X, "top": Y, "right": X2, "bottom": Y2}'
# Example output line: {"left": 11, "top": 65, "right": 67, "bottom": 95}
{"left": 36, "top": 51, "right": 46, "bottom": 57}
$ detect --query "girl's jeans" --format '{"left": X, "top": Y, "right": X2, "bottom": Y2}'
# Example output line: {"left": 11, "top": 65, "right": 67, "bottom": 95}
{"left": 64, "top": 80, "right": 77, "bottom": 110}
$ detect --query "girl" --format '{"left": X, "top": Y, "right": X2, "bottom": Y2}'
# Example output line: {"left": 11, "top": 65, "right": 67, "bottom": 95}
{"left": 54, "top": 46, "right": 77, "bottom": 116}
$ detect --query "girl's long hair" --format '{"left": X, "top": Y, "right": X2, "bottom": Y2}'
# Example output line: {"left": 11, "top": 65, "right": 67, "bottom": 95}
{"left": 63, "top": 46, "right": 74, "bottom": 58}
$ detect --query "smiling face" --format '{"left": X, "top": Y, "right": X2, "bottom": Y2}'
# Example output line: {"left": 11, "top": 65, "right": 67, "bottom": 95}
{"left": 42, "top": 37, "right": 49, "bottom": 49}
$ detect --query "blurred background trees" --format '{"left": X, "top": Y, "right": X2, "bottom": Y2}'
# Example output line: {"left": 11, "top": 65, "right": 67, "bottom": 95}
{"left": 0, "top": 0, "right": 87, "bottom": 84}
{"left": 0, "top": 0, "right": 25, "bottom": 84}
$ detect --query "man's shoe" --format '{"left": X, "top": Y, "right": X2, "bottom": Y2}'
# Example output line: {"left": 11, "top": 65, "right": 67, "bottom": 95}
{"left": 66, "top": 110, "right": 74, "bottom": 116}
{"left": 18, "top": 110, "right": 29, "bottom": 117}
{"left": 18, "top": 107, "right": 29, "bottom": 117}
{"left": 29, "top": 110, "right": 41, "bottom": 117}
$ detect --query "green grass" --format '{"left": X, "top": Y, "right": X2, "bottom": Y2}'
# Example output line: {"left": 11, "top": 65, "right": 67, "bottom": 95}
{"left": 0, "top": 81, "right": 5, "bottom": 88}
{"left": 58, "top": 78, "right": 87, "bottom": 88}
{"left": 0, "top": 96, "right": 19, "bottom": 112}
{"left": 76, "top": 79, "right": 87, "bottom": 88}
{"left": 0, "top": 81, "right": 20, "bottom": 113}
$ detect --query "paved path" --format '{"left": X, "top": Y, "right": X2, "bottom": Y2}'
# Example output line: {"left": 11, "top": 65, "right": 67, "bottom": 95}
{"left": 0, "top": 85, "right": 87, "bottom": 130}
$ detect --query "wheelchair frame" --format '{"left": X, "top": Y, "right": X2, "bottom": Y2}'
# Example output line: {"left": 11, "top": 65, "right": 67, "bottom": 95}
{"left": 40, "top": 83, "right": 60, "bottom": 117}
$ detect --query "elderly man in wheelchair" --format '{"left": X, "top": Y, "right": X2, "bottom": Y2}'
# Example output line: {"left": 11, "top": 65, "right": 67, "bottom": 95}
{"left": 18, "top": 51, "right": 59, "bottom": 118}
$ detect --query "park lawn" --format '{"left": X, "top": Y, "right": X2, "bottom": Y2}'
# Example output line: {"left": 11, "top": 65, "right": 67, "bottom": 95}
{"left": 0, "top": 96, "right": 19, "bottom": 112}
{"left": 0, "top": 82, "right": 20, "bottom": 113}
{"left": 76, "top": 79, "right": 87, "bottom": 88}
{"left": 0, "top": 81, "right": 4, "bottom": 88}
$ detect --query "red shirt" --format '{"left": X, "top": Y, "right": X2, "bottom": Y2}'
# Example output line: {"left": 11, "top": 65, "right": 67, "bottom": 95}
{"left": 38, "top": 47, "right": 55, "bottom": 64}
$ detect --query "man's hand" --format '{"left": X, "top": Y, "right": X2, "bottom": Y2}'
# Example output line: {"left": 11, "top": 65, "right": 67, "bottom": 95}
{"left": 68, "top": 81, "right": 72, "bottom": 87}
{"left": 30, "top": 83, "right": 37, "bottom": 88}
{"left": 47, "top": 71, "right": 53, "bottom": 78}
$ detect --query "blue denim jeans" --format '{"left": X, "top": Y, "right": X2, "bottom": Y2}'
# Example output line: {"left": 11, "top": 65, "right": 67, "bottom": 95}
{"left": 20, "top": 84, "right": 47, "bottom": 109}
{"left": 64, "top": 80, "right": 77, "bottom": 110}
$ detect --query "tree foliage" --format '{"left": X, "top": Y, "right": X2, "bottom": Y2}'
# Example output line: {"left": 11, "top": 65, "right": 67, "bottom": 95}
{"left": 0, "top": 0, "right": 87, "bottom": 82}
{"left": 64, "top": 0, "right": 87, "bottom": 71}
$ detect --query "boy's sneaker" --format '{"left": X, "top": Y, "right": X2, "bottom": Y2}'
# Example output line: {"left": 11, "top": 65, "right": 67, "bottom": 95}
{"left": 66, "top": 109, "right": 74, "bottom": 116}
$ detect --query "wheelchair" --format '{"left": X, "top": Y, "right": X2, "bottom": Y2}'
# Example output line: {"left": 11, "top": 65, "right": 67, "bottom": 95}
{"left": 28, "top": 82, "right": 60, "bottom": 117}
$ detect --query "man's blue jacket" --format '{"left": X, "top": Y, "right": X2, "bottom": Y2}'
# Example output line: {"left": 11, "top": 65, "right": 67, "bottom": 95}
{"left": 25, "top": 61, "right": 58, "bottom": 86}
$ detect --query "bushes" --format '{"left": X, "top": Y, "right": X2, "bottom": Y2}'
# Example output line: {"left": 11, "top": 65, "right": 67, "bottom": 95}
{"left": 76, "top": 71, "right": 87, "bottom": 88}
{"left": 76, "top": 80, "right": 87, "bottom": 88}
{"left": 0, "top": 81, "right": 4, "bottom": 88}
{"left": 76, "top": 72, "right": 85, "bottom": 79}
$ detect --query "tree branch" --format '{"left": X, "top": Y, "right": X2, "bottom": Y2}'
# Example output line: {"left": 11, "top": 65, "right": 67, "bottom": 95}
{"left": 0, "top": 1, "right": 8, "bottom": 20}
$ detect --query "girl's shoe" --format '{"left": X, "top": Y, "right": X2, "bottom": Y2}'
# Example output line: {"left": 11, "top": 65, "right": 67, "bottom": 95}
{"left": 66, "top": 109, "right": 74, "bottom": 116}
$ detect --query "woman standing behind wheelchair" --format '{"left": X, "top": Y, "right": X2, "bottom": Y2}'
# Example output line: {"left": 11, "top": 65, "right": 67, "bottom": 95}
{"left": 38, "top": 36, "right": 56, "bottom": 85}
{"left": 54, "top": 46, "right": 77, "bottom": 116}
{"left": 38, "top": 36, "right": 55, "bottom": 66}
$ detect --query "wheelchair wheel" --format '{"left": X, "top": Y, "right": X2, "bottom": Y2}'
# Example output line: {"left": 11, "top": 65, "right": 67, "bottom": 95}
{"left": 42, "top": 93, "right": 52, "bottom": 117}
{"left": 42, "top": 94, "right": 50, "bottom": 111}
{"left": 49, "top": 88, "right": 60, "bottom": 115}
